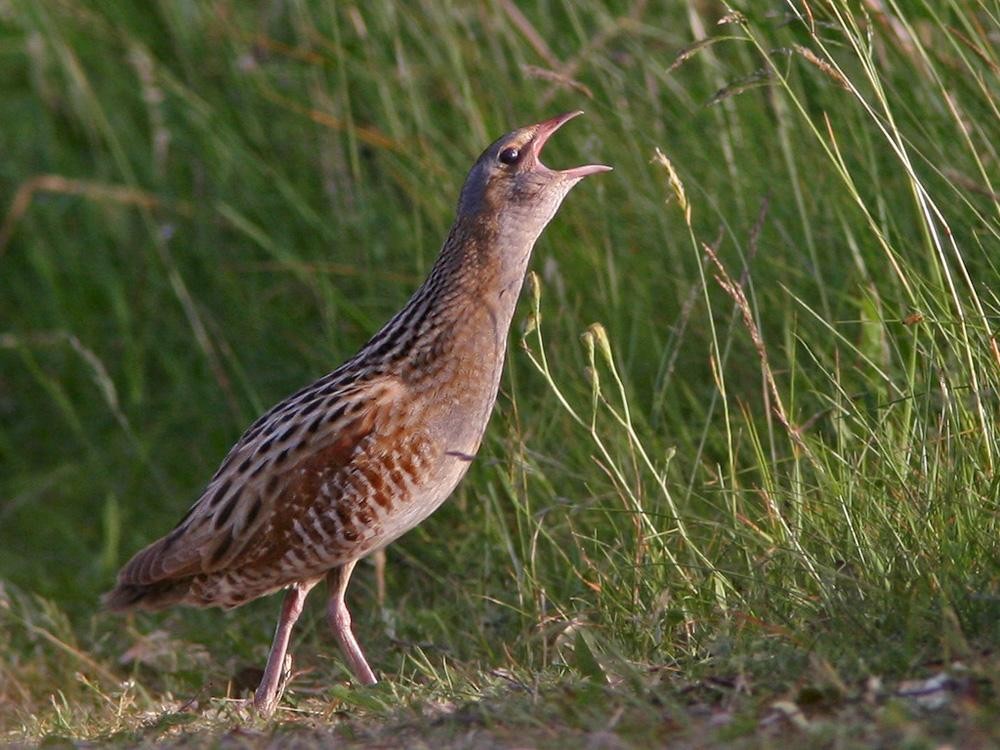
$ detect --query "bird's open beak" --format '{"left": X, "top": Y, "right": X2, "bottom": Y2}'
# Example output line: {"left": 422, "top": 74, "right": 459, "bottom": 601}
{"left": 528, "top": 111, "right": 613, "bottom": 179}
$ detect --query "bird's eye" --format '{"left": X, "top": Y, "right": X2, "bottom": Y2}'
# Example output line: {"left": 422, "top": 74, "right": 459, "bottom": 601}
{"left": 498, "top": 147, "right": 520, "bottom": 165}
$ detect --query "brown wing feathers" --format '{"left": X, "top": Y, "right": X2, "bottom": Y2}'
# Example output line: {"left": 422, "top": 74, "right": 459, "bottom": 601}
{"left": 103, "top": 376, "right": 402, "bottom": 611}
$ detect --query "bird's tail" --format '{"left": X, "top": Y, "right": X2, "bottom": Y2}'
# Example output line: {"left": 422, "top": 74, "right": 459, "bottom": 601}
{"left": 102, "top": 578, "right": 193, "bottom": 612}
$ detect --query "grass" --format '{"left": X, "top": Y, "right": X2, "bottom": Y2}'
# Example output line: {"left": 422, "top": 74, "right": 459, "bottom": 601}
{"left": 1, "top": 0, "right": 998, "bottom": 746}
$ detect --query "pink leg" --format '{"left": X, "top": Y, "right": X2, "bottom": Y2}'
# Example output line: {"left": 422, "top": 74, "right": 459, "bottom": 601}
{"left": 253, "top": 578, "right": 320, "bottom": 714}
{"left": 327, "top": 560, "right": 378, "bottom": 685}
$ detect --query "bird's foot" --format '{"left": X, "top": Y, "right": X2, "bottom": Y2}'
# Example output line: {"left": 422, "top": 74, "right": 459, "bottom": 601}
{"left": 252, "top": 654, "right": 293, "bottom": 716}
{"left": 350, "top": 655, "right": 378, "bottom": 687}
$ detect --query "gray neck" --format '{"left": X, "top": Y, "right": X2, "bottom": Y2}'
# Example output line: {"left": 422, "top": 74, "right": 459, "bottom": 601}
{"left": 357, "top": 212, "right": 539, "bottom": 372}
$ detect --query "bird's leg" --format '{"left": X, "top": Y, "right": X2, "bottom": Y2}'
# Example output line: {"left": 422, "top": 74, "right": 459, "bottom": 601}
{"left": 326, "top": 560, "right": 378, "bottom": 685}
{"left": 253, "top": 577, "right": 320, "bottom": 714}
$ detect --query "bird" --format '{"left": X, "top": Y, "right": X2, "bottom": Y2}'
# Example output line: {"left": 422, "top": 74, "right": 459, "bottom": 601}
{"left": 104, "top": 111, "right": 611, "bottom": 714}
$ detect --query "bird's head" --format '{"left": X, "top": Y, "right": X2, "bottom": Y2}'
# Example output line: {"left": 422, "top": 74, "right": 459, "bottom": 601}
{"left": 456, "top": 111, "right": 611, "bottom": 245}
